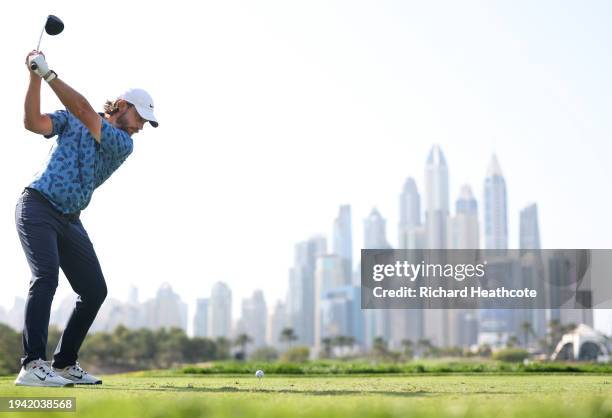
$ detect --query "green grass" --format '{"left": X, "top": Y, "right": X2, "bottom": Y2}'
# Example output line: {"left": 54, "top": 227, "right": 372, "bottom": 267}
{"left": 0, "top": 372, "right": 610, "bottom": 417}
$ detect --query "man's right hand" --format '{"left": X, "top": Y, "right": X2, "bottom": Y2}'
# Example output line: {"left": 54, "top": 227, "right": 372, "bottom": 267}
{"left": 26, "top": 51, "right": 50, "bottom": 79}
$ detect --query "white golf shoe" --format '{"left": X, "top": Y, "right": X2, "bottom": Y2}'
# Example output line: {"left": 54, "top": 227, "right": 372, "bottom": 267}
{"left": 53, "top": 362, "right": 102, "bottom": 385}
{"left": 14, "top": 359, "right": 74, "bottom": 387}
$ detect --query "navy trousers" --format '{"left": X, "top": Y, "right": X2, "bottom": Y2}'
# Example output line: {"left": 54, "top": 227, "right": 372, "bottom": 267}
{"left": 15, "top": 188, "right": 107, "bottom": 369}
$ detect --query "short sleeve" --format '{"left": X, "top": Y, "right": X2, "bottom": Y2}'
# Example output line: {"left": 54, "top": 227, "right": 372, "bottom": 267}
{"left": 43, "top": 110, "right": 69, "bottom": 138}
{"left": 99, "top": 118, "right": 134, "bottom": 160}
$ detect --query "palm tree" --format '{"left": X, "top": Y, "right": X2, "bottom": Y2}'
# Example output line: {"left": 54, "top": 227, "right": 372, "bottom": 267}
{"left": 547, "top": 319, "right": 562, "bottom": 353}
{"left": 321, "top": 337, "right": 333, "bottom": 358}
{"left": 520, "top": 321, "right": 534, "bottom": 348}
{"left": 506, "top": 335, "right": 519, "bottom": 348}
{"left": 344, "top": 336, "right": 355, "bottom": 355}
{"left": 401, "top": 339, "right": 414, "bottom": 359}
{"left": 332, "top": 335, "right": 349, "bottom": 355}
{"left": 215, "top": 337, "right": 231, "bottom": 359}
{"left": 333, "top": 335, "right": 355, "bottom": 357}
{"left": 417, "top": 338, "right": 432, "bottom": 358}
{"left": 372, "top": 336, "right": 388, "bottom": 358}
{"left": 234, "top": 333, "right": 253, "bottom": 360}
{"left": 280, "top": 328, "right": 298, "bottom": 349}
{"left": 561, "top": 323, "right": 577, "bottom": 334}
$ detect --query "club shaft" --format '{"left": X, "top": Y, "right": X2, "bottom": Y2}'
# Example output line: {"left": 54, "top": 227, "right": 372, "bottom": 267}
{"left": 36, "top": 25, "right": 45, "bottom": 51}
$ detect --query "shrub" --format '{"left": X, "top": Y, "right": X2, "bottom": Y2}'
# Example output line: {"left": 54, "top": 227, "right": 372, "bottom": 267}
{"left": 250, "top": 346, "right": 279, "bottom": 362}
{"left": 281, "top": 346, "right": 310, "bottom": 363}
{"left": 493, "top": 348, "right": 529, "bottom": 363}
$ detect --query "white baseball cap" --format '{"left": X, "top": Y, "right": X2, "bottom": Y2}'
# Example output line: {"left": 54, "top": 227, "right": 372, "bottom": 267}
{"left": 118, "top": 88, "right": 158, "bottom": 127}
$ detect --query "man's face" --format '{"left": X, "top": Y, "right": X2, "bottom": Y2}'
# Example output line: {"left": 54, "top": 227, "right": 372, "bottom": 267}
{"left": 115, "top": 102, "right": 147, "bottom": 137}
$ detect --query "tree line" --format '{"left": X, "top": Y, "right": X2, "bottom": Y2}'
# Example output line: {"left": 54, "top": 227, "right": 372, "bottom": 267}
{"left": 0, "top": 320, "right": 599, "bottom": 375}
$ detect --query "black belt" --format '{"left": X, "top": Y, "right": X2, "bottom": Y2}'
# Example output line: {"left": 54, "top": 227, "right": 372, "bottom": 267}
{"left": 24, "top": 187, "right": 81, "bottom": 222}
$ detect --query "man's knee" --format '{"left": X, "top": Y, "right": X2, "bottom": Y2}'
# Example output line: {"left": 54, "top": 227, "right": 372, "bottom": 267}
{"left": 29, "top": 273, "right": 59, "bottom": 294}
{"left": 98, "top": 283, "right": 108, "bottom": 304}
{"left": 85, "top": 281, "right": 107, "bottom": 307}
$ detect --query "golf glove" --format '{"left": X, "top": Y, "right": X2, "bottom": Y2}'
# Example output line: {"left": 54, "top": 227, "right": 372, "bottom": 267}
{"left": 28, "top": 54, "right": 57, "bottom": 83}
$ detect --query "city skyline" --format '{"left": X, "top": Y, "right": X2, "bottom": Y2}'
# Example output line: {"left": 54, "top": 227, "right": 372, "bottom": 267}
{"left": 2, "top": 144, "right": 609, "bottom": 340}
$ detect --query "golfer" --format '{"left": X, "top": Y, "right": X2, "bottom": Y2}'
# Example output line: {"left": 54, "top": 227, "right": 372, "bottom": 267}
{"left": 14, "top": 50, "right": 158, "bottom": 387}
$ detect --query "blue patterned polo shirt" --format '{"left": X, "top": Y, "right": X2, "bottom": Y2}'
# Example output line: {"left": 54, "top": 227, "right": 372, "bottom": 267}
{"left": 29, "top": 110, "right": 134, "bottom": 214}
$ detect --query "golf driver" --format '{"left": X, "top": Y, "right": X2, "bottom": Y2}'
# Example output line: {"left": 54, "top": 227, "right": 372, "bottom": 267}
{"left": 30, "top": 15, "right": 64, "bottom": 70}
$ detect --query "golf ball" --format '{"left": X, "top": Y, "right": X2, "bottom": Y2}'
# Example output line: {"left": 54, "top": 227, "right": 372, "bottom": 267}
{"left": 255, "top": 370, "right": 264, "bottom": 378}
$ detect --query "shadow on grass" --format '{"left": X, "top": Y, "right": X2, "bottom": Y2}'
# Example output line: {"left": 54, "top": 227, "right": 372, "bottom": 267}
{"left": 75, "top": 385, "right": 517, "bottom": 397}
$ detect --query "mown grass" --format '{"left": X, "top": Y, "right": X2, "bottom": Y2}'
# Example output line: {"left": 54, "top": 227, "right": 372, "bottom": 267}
{"left": 0, "top": 371, "right": 610, "bottom": 417}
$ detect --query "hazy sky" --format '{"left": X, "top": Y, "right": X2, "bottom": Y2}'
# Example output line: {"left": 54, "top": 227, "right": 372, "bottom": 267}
{"left": 1, "top": 1, "right": 611, "bottom": 333}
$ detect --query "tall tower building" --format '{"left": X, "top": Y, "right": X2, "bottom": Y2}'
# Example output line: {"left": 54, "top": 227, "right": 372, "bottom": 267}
{"left": 520, "top": 203, "right": 541, "bottom": 251}
{"left": 484, "top": 154, "right": 508, "bottom": 250}
{"left": 363, "top": 208, "right": 392, "bottom": 347}
{"left": 446, "top": 185, "right": 480, "bottom": 347}
{"left": 314, "top": 254, "right": 344, "bottom": 353}
{"left": 128, "top": 285, "right": 139, "bottom": 305}
{"left": 423, "top": 145, "right": 451, "bottom": 346}
{"left": 398, "top": 177, "right": 423, "bottom": 249}
{"left": 209, "top": 281, "right": 232, "bottom": 338}
{"left": 364, "top": 208, "right": 391, "bottom": 249}
{"left": 518, "top": 202, "right": 548, "bottom": 340}
{"left": 144, "top": 283, "right": 188, "bottom": 331}
{"left": 267, "top": 300, "right": 287, "bottom": 348}
{"left": 193, "top": 298, "right": 209, "bottom": 338}
{"left": 448, "top": 185, "right": 480, "bottom": 249}
{"left": 333, "top": 205, "right": 353, "bottom": 285}
{"left": 392, "top": 178, "right": 425, "bottom": 349}
{"left": 287, "top": 236, "right": 327, "bottom": 346}
{"left": 239, "top": 290, "right": 268, "bottom": 349}
{"left": 480, "top": 155, "right": 510, "bottom": 346}
{"left": 425, "top": 145, "right": 449, "bottom": 249}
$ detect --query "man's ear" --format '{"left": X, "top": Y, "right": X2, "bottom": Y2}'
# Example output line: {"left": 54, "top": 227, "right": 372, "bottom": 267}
{"left": 117, "top": 100, "right": 130, "bottom": 113}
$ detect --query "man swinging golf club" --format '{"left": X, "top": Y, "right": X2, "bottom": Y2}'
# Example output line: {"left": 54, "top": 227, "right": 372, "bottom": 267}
{"left": 14, "top": 50, "right": 158, "bottom": 387}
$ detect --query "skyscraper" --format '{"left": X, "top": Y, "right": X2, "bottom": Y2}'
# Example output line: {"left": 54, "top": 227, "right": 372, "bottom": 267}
{"left": 425, "top": 144, "right": 449, "bottom": 249}
{"left": 447, "top": 185, "right": 480, "bottom": 347}
{"left": 287, "top": 236, "right": 327, "bottom": 346}
{"left": 193, "top": 298, "right": 209, "bottom": 338}
{"left": 481, "top": 156, "right": 510, "bottom": 345}
{"left": 319, "top": 285, "right": 363, "bottom": 349}
{"left": 423, "top": 145, "right": 451, "bottom": 346}
{"left": 314, "top": 254, "right": 344, "bottom": 353}
{"left": 398, "top": 177, "right": 423, "bottom": 249}
{"left": 520, "top": 203, "right": 541, "bottom": 251}
{"left": 364, "top": 208, "right": 391, "bottom": 249}
{"left": 6, "top": 297, "right": 25, "bottom": 331}
{"left": 209, "top": 281, "right": 232, "bottom": 338}
{"left": 333, "top": 205, "right": 353, "bottom": 284}
{"left": 393, "top": 178, "right": 426, "bottom": 349}
{"left": 267, "top": 300, "right": 287, "bottom": 348}
{"left": 143, "top": 283, "right": 188, "bottom": 331}
{"left": 240, "top": 290, "right": 268, "bottom": 348}
{"left": 518, "top": 203, "right": 546, "bottom": 342}
{"left": 477, "top": 257, "right": 521, "bottom": 346}
{"left": 484, "top": 154, "right": 508, "bottom": 250}
{"left": 448, "top": 185, "right": 480, "bottom": 249}
{"left": 128, "top": 285, "right": 139, "bottom": 305}
{"left": 363, "top": 209, "right": 391, "bottom": 347}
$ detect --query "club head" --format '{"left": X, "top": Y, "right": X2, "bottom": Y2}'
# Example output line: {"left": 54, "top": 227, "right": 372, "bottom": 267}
{"left": 45, "top": 15, "right": 64, "bottom": 36}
